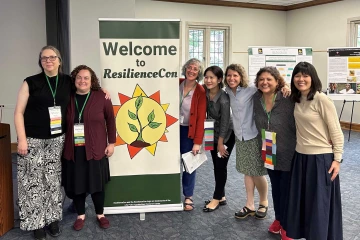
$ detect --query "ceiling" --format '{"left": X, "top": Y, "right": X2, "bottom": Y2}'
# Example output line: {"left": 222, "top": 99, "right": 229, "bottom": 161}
{"left": 154, "top": 0, "right": 342, "bottom": 11}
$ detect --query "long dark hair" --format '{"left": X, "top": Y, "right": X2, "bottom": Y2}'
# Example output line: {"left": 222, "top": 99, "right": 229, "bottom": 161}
{"left": 204, "top": 66, "right": 224, "bottom": 89}
{"left": 290, "top": 62, "right": 322, "bottom": 103}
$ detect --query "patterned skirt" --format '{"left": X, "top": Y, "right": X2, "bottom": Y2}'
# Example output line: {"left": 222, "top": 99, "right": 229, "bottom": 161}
{"left": 235, "top": 136, "right": 267, "bottom": 176}
{"left": 17, "top": 135, "right": 64, "bottom": 231}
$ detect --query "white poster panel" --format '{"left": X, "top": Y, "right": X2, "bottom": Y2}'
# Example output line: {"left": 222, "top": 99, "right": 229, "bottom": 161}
{"left": 327, "top": 48, "right": 360, "bottom": 101}
{"left": 248, "top": 46, "right": 313, "bottom": 84}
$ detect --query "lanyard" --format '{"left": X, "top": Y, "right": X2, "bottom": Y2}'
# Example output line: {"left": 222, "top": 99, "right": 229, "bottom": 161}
{"left": 45, "top": 74, "right": 58, "bottom": 106}
{"left": 260, "top": 94, "right": 277, "bottom": 130}
{"left": 180, "top": 83, "right": 196, "bottom": 109}
{"left": 75, "top": 92, "right": 91, "bottom": 123}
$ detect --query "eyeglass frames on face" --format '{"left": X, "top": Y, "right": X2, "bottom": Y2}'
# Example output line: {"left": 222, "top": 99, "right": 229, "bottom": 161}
{"left": 186, "top": 66, "right": 199, "bottom": 72}
{"left": 40, "top": 56, "right": 58, "bottom": 62}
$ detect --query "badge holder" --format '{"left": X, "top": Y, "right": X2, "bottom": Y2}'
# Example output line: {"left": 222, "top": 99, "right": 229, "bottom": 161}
{"left": 204, "top": 119, "right": 215, "bottom": 151}
{"left": 261, "top": 129, "right": 277, "bottom": 170}
{"left": 48, "top": 106, "right": 62, "bottom": 135}
{"left": 74, "top": 123, "right": 85, "bottom": 146}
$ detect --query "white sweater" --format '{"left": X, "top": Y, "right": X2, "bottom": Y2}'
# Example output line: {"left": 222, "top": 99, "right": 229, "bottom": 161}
{"left": 294, "top": 92, "right": 344, "bottom": 161}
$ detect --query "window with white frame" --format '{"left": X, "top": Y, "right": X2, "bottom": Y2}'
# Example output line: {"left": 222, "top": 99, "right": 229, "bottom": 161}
{"left": 347, "top": 18, "right": 360, "bottom": 47}
{"left": 357, "top": 23, "right": 360, "bottom": 47}
{"left": 186, "top": 23, "right": 230, "bottom": 70}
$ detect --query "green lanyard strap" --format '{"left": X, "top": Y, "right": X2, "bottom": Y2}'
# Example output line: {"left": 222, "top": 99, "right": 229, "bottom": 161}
{"left": 45, "top": 74, "right": 59, "bottom": 106}
{"left": 75, "top": 92, "right": 91, "bottom": 123}
{"left": 260, "top": 94, "right": 277, "bottom": 130}
{"left": 180, "top": 83, "right": 196, "bottom": 109}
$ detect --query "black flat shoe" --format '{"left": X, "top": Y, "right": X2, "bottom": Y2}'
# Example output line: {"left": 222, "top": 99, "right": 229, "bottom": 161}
{"left": 204, "top": 199, "right": 227, "bottom": 206}
{"left": 235, "top": 206, "right": 256, "bottom": 219}
{"left": 48, "top": 220, "right": 61, "bottom": 237}
{"left": 255, "top": 204, "right": 268, "bottom": 219}
{"left": 203, "top": 203, "right": 220, "bottom": 212}
{"left": 34, "top": 228, "right": 46, "bottom": 240}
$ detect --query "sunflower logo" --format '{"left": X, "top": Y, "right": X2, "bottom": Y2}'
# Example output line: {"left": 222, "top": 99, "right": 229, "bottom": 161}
{"left": 113, "top": 84, "right": 178, "bottom": 159}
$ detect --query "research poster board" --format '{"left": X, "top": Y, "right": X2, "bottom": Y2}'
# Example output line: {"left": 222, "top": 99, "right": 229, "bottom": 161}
{"left": 327, "top": 47, "right": 360, "bottom": 101}
{"left": 248, "top": 46, "right": 313, "bottom": 84}
{"left": 99, "top": 19, "right": 182, "bottom": 214}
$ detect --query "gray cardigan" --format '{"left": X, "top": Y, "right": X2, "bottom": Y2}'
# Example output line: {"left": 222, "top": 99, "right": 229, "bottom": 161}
{"left": 206, "top": 89, "right": 233, "bottom": 143}
{"left": 253, "top": 91, "right": 296, "bottom": 171}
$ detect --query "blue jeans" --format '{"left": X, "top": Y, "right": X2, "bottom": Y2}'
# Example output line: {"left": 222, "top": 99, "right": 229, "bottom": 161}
{"left": 180, "top": 126, "right": 196, "bottom": 197}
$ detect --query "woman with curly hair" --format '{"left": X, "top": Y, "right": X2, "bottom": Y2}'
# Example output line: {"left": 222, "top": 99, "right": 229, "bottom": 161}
{"left": 62, "top": 65, "right": 116, "bottom": 230}
{"left": 225, "top": 64, "right": 291, "bottom": 220}
{"left": 253, "top": 67, "right": 296, "bottom": 240}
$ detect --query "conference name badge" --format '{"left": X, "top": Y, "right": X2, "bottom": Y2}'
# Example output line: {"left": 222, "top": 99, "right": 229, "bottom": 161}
{"left": 261, "top": 129, "right": 277, "bottom": 170}
{"left": 48, "top": 106, "right": 62, "bottom": 135}
{"left": 74, "top": 123, "right": 85, "bottom": 146}
{"left": 204, "top": 119, "right": 215, "bottom": 151}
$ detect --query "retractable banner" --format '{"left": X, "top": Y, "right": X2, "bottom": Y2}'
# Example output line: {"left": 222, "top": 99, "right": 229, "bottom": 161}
{"left": 99, "top": 19, "right": 182, "bottom": 214}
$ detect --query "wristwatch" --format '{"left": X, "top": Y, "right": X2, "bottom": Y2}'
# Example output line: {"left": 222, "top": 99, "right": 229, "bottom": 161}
{"left": 335, "top": 159, "right": 343, "bottom": 163}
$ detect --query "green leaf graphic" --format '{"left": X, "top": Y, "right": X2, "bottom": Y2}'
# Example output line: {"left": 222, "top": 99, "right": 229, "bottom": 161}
{"left": 135, "top": 95, "right": 143, "bottom": 110}
{"left": 128, "top": 110, "right": 137, "bottom": 120}
{"left": 148, "top": 122, "right": 162, "bottom": 129}
{"left": 128, "top": 123, "right": 138, "bottom": 132}
{"left": 147, "top": 110, "right": 155, "bottom": 123}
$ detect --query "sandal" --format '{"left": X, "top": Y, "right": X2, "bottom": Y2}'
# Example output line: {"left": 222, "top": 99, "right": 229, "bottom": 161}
{"left": 234, "top": 206, "right": 256, "bottom": 219}
{"left": 203, "top": 203, "right": 219, "bottom": 212}
{"left": 255, "top": 204, "right": 268, "bottom": 219}
{"left": 183, "top": 197, "right": 194, "bottom": 211}
{"left": 204, "top": 199, "right": 227, "bottom": 206}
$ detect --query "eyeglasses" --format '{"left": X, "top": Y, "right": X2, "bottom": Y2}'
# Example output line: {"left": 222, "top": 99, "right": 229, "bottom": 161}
{"left": 186, "top": 66, "right": 199, "bottom": 72}
{"left": 40, "top": 56, "right": 58, "bottom": 62}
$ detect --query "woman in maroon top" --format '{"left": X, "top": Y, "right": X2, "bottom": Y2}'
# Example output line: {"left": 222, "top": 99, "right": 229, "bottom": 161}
{"left": 62, "top": 65, "right": 116, "bottom": 231}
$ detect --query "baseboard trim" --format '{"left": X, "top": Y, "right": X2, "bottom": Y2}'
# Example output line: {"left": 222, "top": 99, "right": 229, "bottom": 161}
{"left": 340, "top": 121, "right": 360, "bottom": 132}
{"left": 11, "top": 143, "right": 17, "bottom": 153}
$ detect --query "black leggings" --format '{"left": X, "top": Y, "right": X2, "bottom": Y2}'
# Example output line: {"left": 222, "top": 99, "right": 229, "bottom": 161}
{"left": 70, "top": 191, "right": 105, "bottom": 215}
{"left": 209, "top": 131, "right": 235, "bottom": 200}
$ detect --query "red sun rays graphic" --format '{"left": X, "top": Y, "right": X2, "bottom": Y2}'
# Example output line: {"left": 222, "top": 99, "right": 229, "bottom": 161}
{"left": 113, "top": 84, "right": 178, "bottom": 159}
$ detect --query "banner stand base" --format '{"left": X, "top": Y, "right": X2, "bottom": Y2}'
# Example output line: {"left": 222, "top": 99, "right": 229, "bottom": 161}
{"left": 104, "top": 203, "right": 183, "bottom": 215}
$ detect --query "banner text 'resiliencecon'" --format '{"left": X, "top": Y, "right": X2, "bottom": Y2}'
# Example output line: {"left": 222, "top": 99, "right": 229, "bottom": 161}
{"left": 103, "top": 68, "right": 178, "bottom": 79}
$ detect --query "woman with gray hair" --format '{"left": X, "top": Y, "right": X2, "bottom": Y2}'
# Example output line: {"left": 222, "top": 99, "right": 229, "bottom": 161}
{"left": 179, "top": 58, "right": 207, "bottom": 211}
{"left": 14, "top": 46, "right": 110, "bottom": 240}
{"left": 14, "top": 45, "right": 69, "bottom": 240}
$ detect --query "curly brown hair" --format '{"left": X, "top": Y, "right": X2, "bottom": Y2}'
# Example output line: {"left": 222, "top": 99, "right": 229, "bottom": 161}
{"left": 70, "top": 65, "right": 101, "bottom": 91}
{"left": 254, "top": 66, "right": 285, "bottom": 93}
{"left": 224, "top": 64, "right": 249, "bottom": 88}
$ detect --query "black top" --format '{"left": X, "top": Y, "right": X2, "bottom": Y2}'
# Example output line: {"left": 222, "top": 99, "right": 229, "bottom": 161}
{"left": 253, "top": 91, "right": 296, "bottom": 171}
{"left": 74, "top": 93, "right": 89, "bottom": 124}
{"left": 24, "top": 72, "right": 71, "bottom": 139}
{"left": 206, "top": 89, "right": 233, "bottom": 143}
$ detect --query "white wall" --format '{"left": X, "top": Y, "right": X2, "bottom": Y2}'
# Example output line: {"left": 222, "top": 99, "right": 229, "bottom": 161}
{"left": 286, "top": 0, "right": 360, "bottom": 123}
{"left": 0, "top": 0, "right": 46, "bottom": 141}
{"left": 135, "top": 0, "right": 287, "bottom": 71}
{"left": 69, "top": 0, "right": 136, "bottom": 77}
